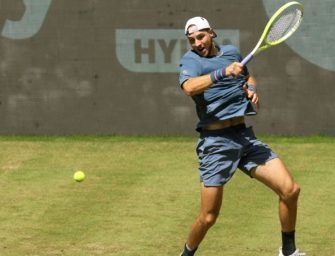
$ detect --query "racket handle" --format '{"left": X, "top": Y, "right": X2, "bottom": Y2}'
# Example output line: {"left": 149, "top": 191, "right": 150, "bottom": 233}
{"left": 241, "top": 53, "right": 253, "bottom": 65}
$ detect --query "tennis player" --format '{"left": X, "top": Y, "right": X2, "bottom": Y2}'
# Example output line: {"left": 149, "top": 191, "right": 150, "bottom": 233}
{"left": 178, "top": 17, "right": 305, "bottom": 256}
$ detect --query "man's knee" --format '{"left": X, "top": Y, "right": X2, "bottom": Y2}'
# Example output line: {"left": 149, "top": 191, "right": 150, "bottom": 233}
{"left": 199, "top": 212, "right": 219, "bottom": 228}
{"left": 280, "top": 182, "right": 301, "bottom": 203}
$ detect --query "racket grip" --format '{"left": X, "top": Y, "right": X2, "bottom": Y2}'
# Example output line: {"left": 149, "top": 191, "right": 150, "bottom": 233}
{"left": 241, "top": 53, "right": 253, "bottom": 66}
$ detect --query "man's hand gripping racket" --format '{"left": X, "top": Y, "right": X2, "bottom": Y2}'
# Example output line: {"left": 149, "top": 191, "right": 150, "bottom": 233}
{"left": 241, "top": 1, "right": 304, "bottom": 65}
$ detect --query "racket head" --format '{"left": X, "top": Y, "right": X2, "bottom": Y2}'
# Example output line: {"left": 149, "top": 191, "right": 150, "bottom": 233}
{"left": 262, "top": 1, "right": 304, "bottom": 47}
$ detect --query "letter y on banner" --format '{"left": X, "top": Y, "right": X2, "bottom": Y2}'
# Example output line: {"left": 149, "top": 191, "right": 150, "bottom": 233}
{"left": 1, "top": 0, "right": 52, "bottom": 39}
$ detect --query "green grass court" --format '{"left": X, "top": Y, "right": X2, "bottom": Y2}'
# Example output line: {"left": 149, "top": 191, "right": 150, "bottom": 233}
{"left": 0, "top": 136, "right": 334, "bottom": 255}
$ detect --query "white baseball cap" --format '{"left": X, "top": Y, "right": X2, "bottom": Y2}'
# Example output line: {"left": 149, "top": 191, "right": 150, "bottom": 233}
{"left": 184, "top": 16, "right": 217, "bottom": 37}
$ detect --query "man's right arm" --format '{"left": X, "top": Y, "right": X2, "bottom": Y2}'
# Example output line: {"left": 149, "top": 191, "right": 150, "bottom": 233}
{"left": 182, "top": 62, "right": 245, "bottom": 96}
{"left": 182, "top": 74, "right": 213, "bottom": 96}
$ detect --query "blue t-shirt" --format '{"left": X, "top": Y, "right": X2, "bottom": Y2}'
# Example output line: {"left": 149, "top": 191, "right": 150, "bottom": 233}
{"left": 179, "top": 44, "right": 256, "bottom": 131}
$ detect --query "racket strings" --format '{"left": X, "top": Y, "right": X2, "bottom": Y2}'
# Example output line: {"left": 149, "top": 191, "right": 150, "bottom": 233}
{"left": 266, "top": 7, "right": 303, "bottom": 44}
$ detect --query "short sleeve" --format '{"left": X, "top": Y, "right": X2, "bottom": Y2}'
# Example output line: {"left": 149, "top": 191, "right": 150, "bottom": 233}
{"left": 179, "top": 56, "right": 202, "bottom": 87}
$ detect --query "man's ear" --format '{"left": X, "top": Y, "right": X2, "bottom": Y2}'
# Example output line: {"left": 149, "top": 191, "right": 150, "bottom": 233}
{"left": 209, "top": 28, "right": 217, "bottom": 38}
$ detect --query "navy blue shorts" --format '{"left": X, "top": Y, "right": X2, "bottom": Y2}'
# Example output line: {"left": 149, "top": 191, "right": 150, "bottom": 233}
{"left": 197, "top": 124, "right": 277, "bottom": 187}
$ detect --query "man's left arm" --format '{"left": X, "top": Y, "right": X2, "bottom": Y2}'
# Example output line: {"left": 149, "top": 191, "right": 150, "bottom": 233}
{"left": 243, "top": 75, "right": 259, "bottom": 106}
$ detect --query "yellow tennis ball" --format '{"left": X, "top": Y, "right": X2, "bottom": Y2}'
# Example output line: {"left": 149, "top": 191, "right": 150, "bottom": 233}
{"left": 73, "top": 171, "right": 85, "bottom": 182}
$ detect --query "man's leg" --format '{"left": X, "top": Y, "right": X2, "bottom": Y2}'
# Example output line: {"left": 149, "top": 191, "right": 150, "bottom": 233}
{"left": 251, "top": 157, "right": 301, "bottom": 255}
{"left": 182, "top": 183, "right": 223, "bottom": 255}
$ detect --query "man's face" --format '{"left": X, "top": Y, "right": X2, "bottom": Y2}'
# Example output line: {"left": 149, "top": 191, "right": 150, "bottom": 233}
{"left": 187, "top": 28, "right": 214, "bottom": 57}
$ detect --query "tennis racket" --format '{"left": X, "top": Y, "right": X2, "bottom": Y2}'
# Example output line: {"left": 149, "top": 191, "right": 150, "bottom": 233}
{"left": 241, "top": 1, "right": 304, "bottom": 65}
